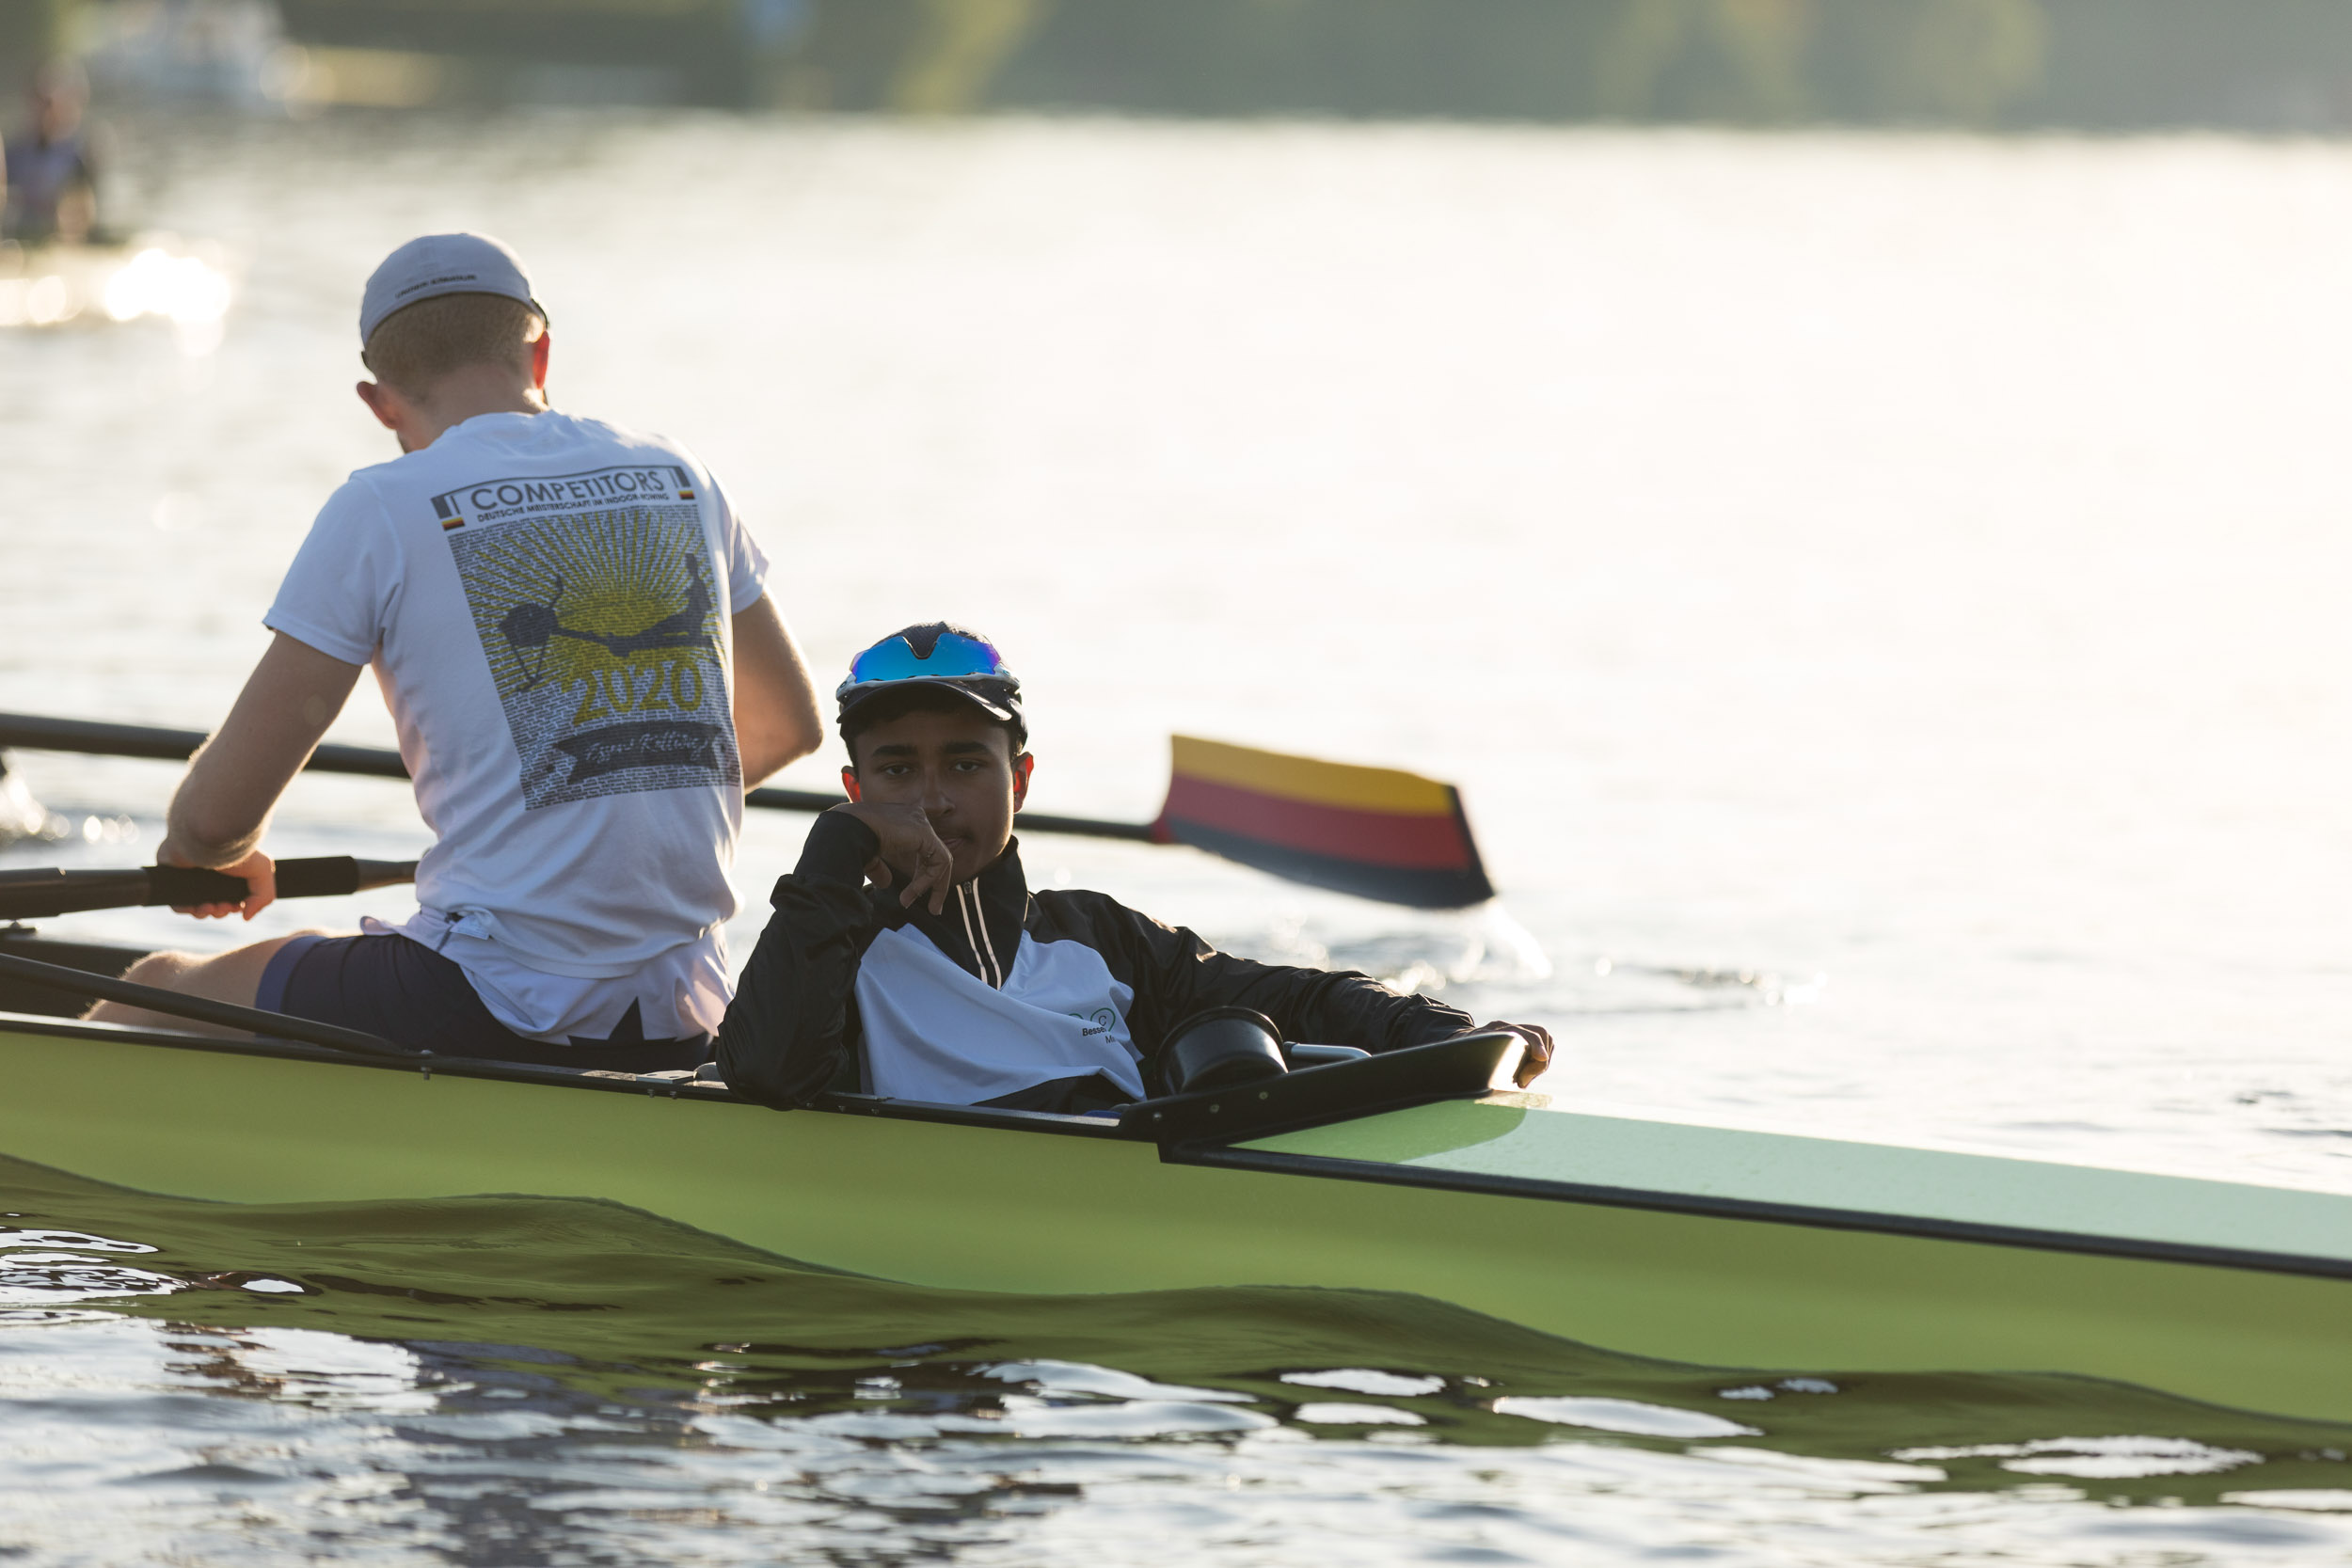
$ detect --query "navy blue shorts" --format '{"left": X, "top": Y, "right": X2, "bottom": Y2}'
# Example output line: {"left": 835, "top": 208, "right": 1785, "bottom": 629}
{"left": 256, "top": 933, "right": 708, "bottom": 1073}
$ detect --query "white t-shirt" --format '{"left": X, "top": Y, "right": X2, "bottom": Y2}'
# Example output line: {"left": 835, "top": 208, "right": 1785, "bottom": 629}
{"left": 266, "top": 410, "right": 769, "bottom": 1043}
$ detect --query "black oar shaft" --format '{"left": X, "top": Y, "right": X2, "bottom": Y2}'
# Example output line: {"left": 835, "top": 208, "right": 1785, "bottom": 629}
{"left": 0, "top": 950, "right": 423, "bottom": 1059}
{"left": 0, "top": 713, "right": 209, "bottom": 763}
{"left": 0, "top": 713, "right": 407, "bottom": 779}
{"left": 0, "top": 869, "right": 151, "bottom": 919}
{"left": 1009, "top": 809, "right": 1157, "bottom": 843}
{"left": 742, "top": 786, "right": 1154, "bottom": 843}
{"left": 0, "top": 856, "right": 419, "bottom": 922}
{"left": 0, "top": 712, "right": 1156, "bottom": 842}
{"left": 743, "top": 785, "right": 854, "bottom": 815}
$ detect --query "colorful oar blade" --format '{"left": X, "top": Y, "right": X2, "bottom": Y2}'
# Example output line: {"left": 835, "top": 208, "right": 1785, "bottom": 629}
{"left": 1151, "top": 736, "right": 1494, "bottom": 910}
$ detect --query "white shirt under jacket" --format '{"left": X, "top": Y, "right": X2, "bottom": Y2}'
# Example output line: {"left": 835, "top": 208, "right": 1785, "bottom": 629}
{"left": 853, "top": 888, "right": 1149, "bottom": 1104}
{"left": 266, "top": 410, "right": 769, "bottom": 1043}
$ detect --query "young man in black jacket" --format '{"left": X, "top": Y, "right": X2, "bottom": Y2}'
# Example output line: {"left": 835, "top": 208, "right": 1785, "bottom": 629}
{"left": 715, "top": 625, "right": 1554, "bottom": 1113}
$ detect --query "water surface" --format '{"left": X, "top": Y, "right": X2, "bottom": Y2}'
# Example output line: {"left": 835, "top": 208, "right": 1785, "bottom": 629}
{"left": 4, "top": 111, "right": 2352, "bottom": 1561}
{"left": 6, "top": 1154, "right": 2351, "bottom": 1564}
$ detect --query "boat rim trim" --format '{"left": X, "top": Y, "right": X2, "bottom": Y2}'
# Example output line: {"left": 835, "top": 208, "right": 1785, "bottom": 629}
{"left": 0, "top": 1009, "right": 1129, "bottom": 1132}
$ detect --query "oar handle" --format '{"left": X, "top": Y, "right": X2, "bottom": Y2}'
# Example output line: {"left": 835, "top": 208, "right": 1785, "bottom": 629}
{"left": 148, "top": 856, "right": 420, "bottom": 906}
{"left": 0, "top": 857, "right": 418, "bottom": 922}
{"left": 144, "top": 865, "right": 248, "bottom": 906}
{"left": 0, "top": 949, "right": 424, "bottom": 1059}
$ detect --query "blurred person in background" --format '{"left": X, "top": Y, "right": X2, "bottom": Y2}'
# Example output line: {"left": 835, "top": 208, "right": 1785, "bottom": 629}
{"left": 87, "top": 232, "right": 826, "bottom": 1069}
{"left": 3, "top": 59, "right": 101, "bottom": 245}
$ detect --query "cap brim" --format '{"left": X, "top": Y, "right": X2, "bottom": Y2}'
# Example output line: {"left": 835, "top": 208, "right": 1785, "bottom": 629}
{"left": 838, "top": 678, "right": 1017, "bottom": 725}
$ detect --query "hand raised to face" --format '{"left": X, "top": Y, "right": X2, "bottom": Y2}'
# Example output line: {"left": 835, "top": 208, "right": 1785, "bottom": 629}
{"left": 829, "top": 800, "right": 955, "bottom": 915}
{"left": 841, "top": 705, "right": 1033, "bottom": 893}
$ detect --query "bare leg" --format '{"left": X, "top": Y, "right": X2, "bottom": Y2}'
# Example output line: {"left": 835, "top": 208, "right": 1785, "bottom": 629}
{"left": 86, "top": 929, "right": 342, "bottom": 1037}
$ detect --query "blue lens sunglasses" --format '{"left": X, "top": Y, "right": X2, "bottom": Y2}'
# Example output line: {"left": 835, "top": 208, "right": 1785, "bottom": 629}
{"left": 836, "top": 629, "right": 1018, "bottom": 702}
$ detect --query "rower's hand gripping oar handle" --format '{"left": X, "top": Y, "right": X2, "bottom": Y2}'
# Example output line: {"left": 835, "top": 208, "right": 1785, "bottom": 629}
{"left": 148, "top": 856, "right": 419, "bottom": 908}
{"left": 0, "top": 950, "right": 425, "bottom": 1060}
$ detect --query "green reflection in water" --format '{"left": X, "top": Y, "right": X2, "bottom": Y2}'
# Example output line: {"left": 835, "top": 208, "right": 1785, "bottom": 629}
{"left": 3, "top": 1151, "right": 2348, "bottom": 1506}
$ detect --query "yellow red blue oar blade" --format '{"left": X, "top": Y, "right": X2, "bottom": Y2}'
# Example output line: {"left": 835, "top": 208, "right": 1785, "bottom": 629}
{"left": 1150, "top": 736, "right": 1495, "bottom": 910}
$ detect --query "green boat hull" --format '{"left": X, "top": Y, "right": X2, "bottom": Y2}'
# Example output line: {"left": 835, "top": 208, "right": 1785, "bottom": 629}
{"left": 1, "top": 1021, "right": 2347, "bottom": 1424}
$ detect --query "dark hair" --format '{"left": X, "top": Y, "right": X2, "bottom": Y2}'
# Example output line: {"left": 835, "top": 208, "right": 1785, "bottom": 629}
{"left": 840, "top": 685, "right": 1028, "bottom": 768}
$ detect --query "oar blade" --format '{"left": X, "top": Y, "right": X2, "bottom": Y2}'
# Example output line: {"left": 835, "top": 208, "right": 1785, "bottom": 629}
{"left": 1151, "top": 736, "right": 1495, "bottom": 910}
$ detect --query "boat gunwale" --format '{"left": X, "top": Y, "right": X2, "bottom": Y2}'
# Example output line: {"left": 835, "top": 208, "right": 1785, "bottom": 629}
{"left": 0, "top": 1009, "right": 1130, "bottom": 1135}
{"left": 5, "top": 1008, "right": 2350, "bottom": 1287}
{"left": 0, "top": 1006, "right": 739, "bottom": 1101}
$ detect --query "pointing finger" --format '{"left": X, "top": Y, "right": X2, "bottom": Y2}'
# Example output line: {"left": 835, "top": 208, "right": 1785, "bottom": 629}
{"left": 918, "top": 831, "right": 953, "bottom": 915}
{"left": 900, "top": 858, "right": 948, "bottom": 914}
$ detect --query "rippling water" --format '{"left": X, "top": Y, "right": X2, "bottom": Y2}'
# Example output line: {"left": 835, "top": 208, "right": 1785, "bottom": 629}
{"left": 6, "top": 110, "right": 2352, "bottom": 1561}
{"left": 5, "top": 1155, "right": 2351, "bottom": 1564}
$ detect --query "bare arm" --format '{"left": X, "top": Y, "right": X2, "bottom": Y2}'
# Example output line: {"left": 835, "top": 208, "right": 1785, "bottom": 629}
{"left": 731, "top": 594, "right": 823, "bottom": 787}
{"left": 161, "top": 632, "right": 365, "bottom": 918}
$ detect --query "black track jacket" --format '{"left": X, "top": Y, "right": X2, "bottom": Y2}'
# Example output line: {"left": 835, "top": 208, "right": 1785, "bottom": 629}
{"left": 715, "top": 811, "right": 1475, "bottom": 1111}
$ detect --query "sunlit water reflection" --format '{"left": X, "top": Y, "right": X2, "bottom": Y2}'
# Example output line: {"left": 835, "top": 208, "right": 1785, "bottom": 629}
{"left": 2, "top": 1180, "right": 2349, "bottom": 1567}
{"left": 9, "top": 1314, "right": 2336, "bottom": 1568}
{"left": 6, "top": 110, "right": 2352, "bottom": 1561}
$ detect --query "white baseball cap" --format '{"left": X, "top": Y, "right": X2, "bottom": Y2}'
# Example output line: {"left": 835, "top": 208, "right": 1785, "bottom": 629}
{"left": 359, "top": 232, "right": 547, "bottom": 345}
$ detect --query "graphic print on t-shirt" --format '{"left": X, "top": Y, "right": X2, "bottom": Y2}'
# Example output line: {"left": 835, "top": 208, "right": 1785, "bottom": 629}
{"left": 440, "top": 465, "right": 739, "bottom": 809}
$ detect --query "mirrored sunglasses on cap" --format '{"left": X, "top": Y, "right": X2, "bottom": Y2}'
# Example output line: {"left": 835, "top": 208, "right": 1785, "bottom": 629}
{"left": 836, "top": 627, "right": 1020, "bottom": 705}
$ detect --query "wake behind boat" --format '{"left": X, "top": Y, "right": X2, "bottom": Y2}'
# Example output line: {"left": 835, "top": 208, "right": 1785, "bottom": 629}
{"left": 0, "top": 925, "right": 2344, "bottom": 1428}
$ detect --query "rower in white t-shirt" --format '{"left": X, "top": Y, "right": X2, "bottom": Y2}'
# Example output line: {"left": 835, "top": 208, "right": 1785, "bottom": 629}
{"left": 87, "top": 232, "right": 824, "bottom": 1068}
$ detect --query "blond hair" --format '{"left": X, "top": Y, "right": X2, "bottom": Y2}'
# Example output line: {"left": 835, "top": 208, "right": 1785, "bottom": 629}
{"left": 361, "top": 293, "right": 544, "bottom": 396}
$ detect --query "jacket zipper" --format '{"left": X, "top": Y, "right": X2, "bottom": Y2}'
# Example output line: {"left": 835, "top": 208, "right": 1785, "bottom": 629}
{"left": 956, "top": 882, "right": 1004, "bottom": 989}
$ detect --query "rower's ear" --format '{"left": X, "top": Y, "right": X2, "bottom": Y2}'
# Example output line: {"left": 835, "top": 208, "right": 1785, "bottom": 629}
{"left": 530, "top": 330, "right": 551, "bottom": 390}
{"left": 841, "top": 765, "right": 862, "bottom": 803}
{"left": 1012, "top": 753, "right": 1033, "bottom": 810}
{"left": 355, "top": 378, "right": 400, "bottom": 432}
